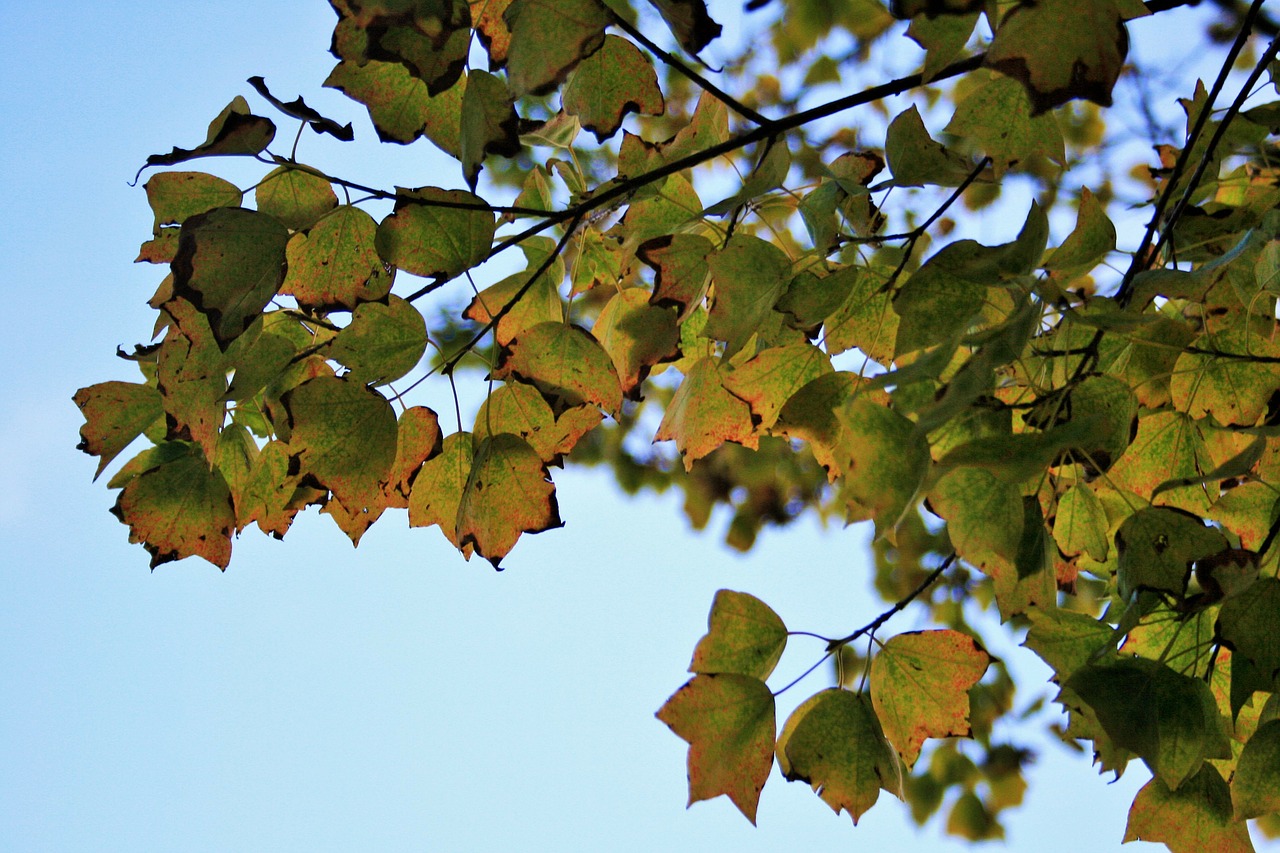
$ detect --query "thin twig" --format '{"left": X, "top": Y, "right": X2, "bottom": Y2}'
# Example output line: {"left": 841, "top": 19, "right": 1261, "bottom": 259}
{"left": 825, "top": 554, "right": 955, "bottom": 653}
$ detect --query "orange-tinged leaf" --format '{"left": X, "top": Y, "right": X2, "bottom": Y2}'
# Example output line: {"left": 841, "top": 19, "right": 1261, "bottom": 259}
{"left": 777, "top": 689, "right": 902, "bottom": 824}
{"left": 870, "top": 629, "right": 991, "bottom": 767}
{"left": 456, "top": 433, "right": 562, "bottom": 567}
{"left": 474, "top": 381, "right": 557, "bottom": 458}
{"left": 654, "top": 357, "right": 758, "bottom": 470}
{"left": 1109, "top": 410, "right": 1214, "bottom": 514}
{"left": 110, "top": 442, "right": 235, "bottom": 570}
{"left": 592, "top": 288, "right": 681, "bottom": 397}
{"left": 282, "top": 205, "right": 392, "bottom": 311}
{"left": 722, "top": 343, "right": 832, "bottom": 431}
{"left": 283, "top": 375, "right": 398, "bottom": 512}
{"left": 637, "top": 232, "right": 713, "bottom": 319}
{"left": 503, "top": 0, "right": 608, "bottom": 96}
{"left": 655, "top": 674, "right": 775, "bottom": 824}
{"left": 1124, "top": 764, "right": 1253, "bottom": 853}
{"left": 408, "top": 431, "right": 475, "bottom": 552}
{"left": 470, "top": 0, "right": 514, "bottom": 66}
{"left": 492, "top": 323, "right": 622, "bottom": 416}
{"left": 464, "top": 240, "right": 565, "bottom": 346}
{"left": 156, "top": 298, "right": 227, "bottom": 462}
{"left": 1171, "top": 325, "right": 1280, "bottom": 427}
{"left": 74, "top": 381, "right": 165, "bottom": 479}
{"left": 138, "top": 96, "right": 274, "bottom": 175}
{"left": 563, "top": 35, "right": 664, "bottom": 141}
{"left": 322, "top": 492, "right": 388, "bottom": 545}
{"left": 385, "top": 406, "right": 443, "bottom": 506}
{"left": 689, "top": 590, "right": 787, "bottom": 680}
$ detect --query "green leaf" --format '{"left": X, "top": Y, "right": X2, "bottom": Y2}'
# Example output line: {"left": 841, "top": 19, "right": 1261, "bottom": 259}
{"left": 834, "top": 397, "right": 929, "bottom": 535}
{"left": 327, "top": 295, "right": 428, "bottom": 385}
{"left": 171, "top": 207, "right": 289, "bottom": 348}
{"left": 656, "top": 673, "right": 775, "bottom": 824}
{"left": 927, "top": 467, "right": 1023, "bottom": 576}
{"left": 1023, "top": 608, "right": 1115, "bottom": 682}
{"left": 907, "top": 12, "right": 979, "bottom": 83}
{"left": 654, "top": 356, "right": 758, "bottom": 470}
{"left": 1217, "top": 576, "right": 1280, "bottom": 686}
{"left": 945, "top": 74, "right": 1064, "bottom": 170}
{"left": 704, "top": 234, "right": 792, "bottom": 358}
{"left": 885, "top": 105, "right": 973, "bottom": 187}
{"left": 325, "top": 59, "right": 461, "bottom": 148}
{"left": 155, "top": 298, "right": 228, "bottom": 462}
{"left": 1052, "top": 483, "right": 1109, "bottom": 562}
{"left": 1232, "top": 718, "right": 1280, "bottom": 820}
{"left": 1115, "top": 507, "right": 1229, "bottom": 601}
{"left": 74, "top": 381, "right": 165, "bottom": 480}
{"left": 870, "top": 629, "right": 991, "bottom": 767}
{"left": 592, "top": 288, "right": 681, "bottom": 397}
{"left": 145, "top": 171, "right": 242, "bottom": 230}
{"left": 110, "top": 442, "right": 235, "bottom": 569}
{"left": 777, "top": 689, "right": 902, "bottom": 824}
{"left": 1171, "top": 324, "right": 1280, "bottom": 427}
{"left": 375, "top": 187, "right": 495, "bottom": 282}
{"left": 492, "top": 322, "right": 622, "bottom": 416}
{"left": 646, "top": 0, "right": 721, "bottom": 54}
{"left": 254, "top": 166, "right": 338, "bottom": 231}
{"left": 460, "top": 69, "right": 520, "bottom": 190}
{"left": 1109, "top": 410, "right": 1215, "bottom": 514}
{"left": 722, "top": 342, "right": 832, "bottom": 431}
{"left": 472, "top": 382, "right": 600, "bottom": 463}
{"left": 1066, "top": 657, "right": 1232, "bottom": 789}
{"left": 637, "top": 233, "right": 713, "bottom": 318}
{"left": 986, "top": 0, "right": 1143, "bottom": 114}
{"left": 822, "top": 266, "right": 900, "bottom": 365}
{"left": 282, "top": 205, "right": 392, "bottom": 311}
{"left": 1124, "top": 764, "right": 1253, "bottom": 853}
{"left": 464, "top": 257, "right": 566, "bottom": 346}
{"left": 408, "top": 431, "right": 475, "bottom": 552}
{"left": 283, "top": 375, "right": 398, "bottom": 511}
{"left": 563, "top": 35, "right": 664, "bottom": 141}
{"left": 503, "top": 0, "right": 609, "bottom": 96}
{"left": 689, "top": 590, "right": 788, "bottom": 680}
{"left": 456, "top": 432, "right": 563, "bottom": 567}
{"left": 1040, "top": 187, "right": 1116, "bottom": 281}
{"left": 138, "top": 96, "right": 275, "bottom": 177}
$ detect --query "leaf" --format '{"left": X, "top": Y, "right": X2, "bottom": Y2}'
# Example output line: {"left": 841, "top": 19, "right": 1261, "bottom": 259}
{"left": 870, "top": 630, "right": 991, "bottom": 767}
{"left": 155, "top": 299, "right": 228, "bottom": 462}
{"left": 74, "top": 381, "right": 165, "bottom": 479}
{"left": 637, "top": 233, "right": 713, "bottom": 318}
{"left": 1232, "top": 718, "right": 1280, "bottom": 820}
{"left": 464, "top": 260, "right": 565, "bottom": 346}
{"left": 145, "top": 171, "right": 242, "bottom": 230}
{"left": 1124, "top": 764, "right": 1254, "bottom": 853}
{"left": 456, "top": 433, "right": 563, "bottom": 567}
{"left": 1109, "top": 410, "right": 1215, "bottom": 514}
{"left": 325, "top": 59, "right": 462, "bottom": 149}
{"left": 503, "top": 0, "right": 609, "bottom": 97}
{"left": 327, "top": 295, "right": 428, "bottom": 385}
{"left": 907, "top": 12, "right": 979, "bottom": 83}
{"left": 945, "top": 74, "right": 1064, "bottom": 171}
{"left": 704, "top": 234, "right": 792, "bottom": 358}
{"left": 655, "top": 674, "right": 775, "bottom": 824}
{"left": 689, "top": 590, "right": 788, "bottom": 680}
{"left": 646, "top": 0, "right": 721, "bottom": 54}
{"left": 1066, "top": 657, "right": 1232, "bottom": 790}
{"left": 492, "top": 322, "right": 623, "bottom": 416}
{"left": 1023, "top": 608, "right": 1114, "bottom": 682}
{"left": 384, "top": 405, "right": 443, "bottom": 506}
{"left": 833, "top": 397, "right": 929, "bottom": 535}
{"left": 822, "top": 266, "right": 899, "bottom": 365}
{"left": 885, "top": 105, "right": 973, "bottom": 187}
{"left": 985, "top": 0, "right": 1144, "bottom": 114}
{"left": 592, "top": 288, "right": 681, "bottom": 397}
{"left": 460, "top": 69, "right": 521, "bottom": 190}
{"left": 1052, "top": 483, "right": 1109, "bottom": 562}
{"left": 722, "top": 343, "right": 832, "bottom": 431}
{"left": 254, "top": 166, "right": 338, "bottom": 231}
{"left": 110, "top": 442, "right": 235, "bottom": 569}
{"left": 563, "top": 35, "right": 664, "bottom": 141}
{"left": 1115, "top": 507, "right": 1229, "bottom": 601}
{"left": 473, "top": 381, "right": 599, "bottom": 463}
{"left": 777, "top": 689, "right": 902, "bottom": 824}
{"left": 1217, "top": 576, "right": 1280, "bottom": 685}
{"left": 1040, "top": 187, "right": 1117, "bottom": 281}
{"left": 471, "top": 0, "right": 515, "bottom": 66}
{"left": 136, "top": 96, "right": 275, "bottom": 178}
{"left": 1171, "top": 325, "right": 1280, "bottom": 427}
{"left": 282, "top": 205, "right": 392, "bottom": 311}
{"left": 246, "top": 75, "right": 353, "bottom": 141}
{"left": 654, "top": 357, "right": 758, "bottom": 470}
{"left": 282, "top": 375, "right": 398, "bottom": 511}
{"left": 408, "top": 431, "right": 475, "bottom": 551}
{"left": 375, "top": 187, "right": 495, "bottom": 282}
{"left": 170, "top": 207, "right": 290, "bottom": 348}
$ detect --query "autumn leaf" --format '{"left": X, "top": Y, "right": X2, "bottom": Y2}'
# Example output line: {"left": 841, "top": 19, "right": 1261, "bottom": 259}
{"left": 503, "top": 0, "right": 608, "bottom": 96}
{"left": 456, "top": 433, "right": 563, "bottom": 567}
{"left": 375, "top": 187, "right": 495, "bottom": 282}
{"left": 870, "top": 630, "right": 991, "bottom": 767}
{"left": 491, "top": 322, "right": 622, "bottom": 416}
{"left": 282, "top": 205, "right": 392, "bottom": 311}
{"left": 563, "top": 35, "right": 664, "bottom": 141}
{"left": 74, "top": 381, "right": 165, "bottom": 480}
{"left": 689, "top": 590, "right": 787, "bottom": 680}
{"left": 656, "top": 673, "right": 775, "bottom": 824}
{"left": 655, "top": 357, "right": 758, "bottom": 470}
{"left": 408, "top": 431, "right": 475, "bottom": 552}
{"left": 1123, "top": 764, "right": 1253, "bottom": 853}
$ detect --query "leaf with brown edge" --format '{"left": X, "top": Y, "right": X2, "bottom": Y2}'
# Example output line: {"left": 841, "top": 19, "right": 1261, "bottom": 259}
{"left": 722, "top": 343, "right": 832, "bottom": 431}
{"left": 492, "top": 322, "right": 622, "bottom": 416}
{"left": 637, "top": 233, "right": 712, "bottom": 320}
{"left": 110, "top": 442, "right": 235, "bottom": 570}
{"left": 985, "top": 0, "right": 1148, "bottom": 114}
{"left": 408, "top": 431, "right": 475, "bottom": 552}
{"left": 563, "top": 35, "right": 664, "bottom": 142}
{"left": 325, "top": 59, "right": 456, "bottom": 148}
{"left": 456, "top": 433, "right": 562, "bottom": 568}
{"left": 1124, "top": 764, "right": 1253, "bottom": 853}
{"left": 74, "top": 381, "right": 165, "bottom": 480}
{"left": 155, "top": 298, "right": 227, "bottom": 463}
{"left": 689, "top": 590, "right": 787, "bottom": 680}
{"left": 503, "top": 0, "right": 608, "bottom": 97}
{"left": 384, "top": 406, "right": 443, "bottom": 507}
{"left": 592, "top": 288, "right": 681, "bottom": 398}
{"left": 655, "top": 674, "right": 775, "bottom": 824}
{"left": 777, "top": 689, "right": 902, "bottom": 824}
{"left": 470, "top": 0, "right": 514, "bottom": 66}
{"left": 464, "top": 240, "right": 565, "bottom": 346}
{"left": 322, "top": 492, "right": 388, "bottom": 545}
{"left": 870, "top": 629, "right": 991, "bottom": 768}
{"left": 136, "top": 96, "right": 275, "bottom": 179}
{"left": 460, "top": 69, "right": 520, "bottom": 191}
{"left": 283, "top": 375, "right": 397, "bottom": 513}
{"left": 704, "top": 234, "right": 791, "bottom": 358}
{"left": 654, "top": 356, "right": 758, "bottom": 471}
{"left": 239, "top": 440, "right": 306, "bottom": 537}
{"left": 170, "top": 207, "right": 289, "bottom": 349}
{"left": 254, "top": 166, "right": 338, "bottom": 232}
{"left": 375, "top": 187, "right": 495, "bottom": 283}
{"left": 282, "top": 205, "right": 392, "bottom": 311}
{"left": 647, "top": 0, "right": 721, "bottom": 54}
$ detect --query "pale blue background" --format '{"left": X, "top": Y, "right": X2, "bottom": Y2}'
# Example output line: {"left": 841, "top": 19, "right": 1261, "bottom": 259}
{"left": 0, "top": 2, "right": 1272, "bottom": 850}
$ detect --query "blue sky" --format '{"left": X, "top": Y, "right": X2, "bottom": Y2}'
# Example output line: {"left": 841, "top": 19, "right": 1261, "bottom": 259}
{"left": 0, "top": 2, "right": 1273, "bottom": 850}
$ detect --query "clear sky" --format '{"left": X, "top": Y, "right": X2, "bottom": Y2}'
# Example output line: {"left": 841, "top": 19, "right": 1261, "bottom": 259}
{"left": 0, "top": 2, "right": 1273, "bottom": 851}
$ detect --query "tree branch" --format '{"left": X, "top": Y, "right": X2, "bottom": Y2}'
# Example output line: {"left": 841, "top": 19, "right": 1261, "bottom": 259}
{"left": 825, "top": 554, "right": 955, "bottom": 653}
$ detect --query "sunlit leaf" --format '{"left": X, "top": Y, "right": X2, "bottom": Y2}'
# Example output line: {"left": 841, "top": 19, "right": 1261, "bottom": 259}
{"left": 74, "top": 381, "right": 165, "bottom": 480}
{"left": 654, "top": 357, "right": 758, "bottom": 470}
{"left": 563, "top": 35, "right": 664, "bottom": 141}
{"left": 408, "top": 431, "right": 475, "bottom": 551}
{"left": 492, "top": 322, "right": 623, "bottom": 416}
{"left": 375, "top": 187, "right": 495, "bottom": 282}
{"left": 327, "top": 295, "right": 428, "bottom": 385}
{"left": 504, "top": 0, "right": 609, "bottom": 96}
{"left": 282, "top": 205, "right": 392, "bottom": 311}
{"left": 456, "top": 433, "right": 563, "bottom": 567}
{"left": 689, "top": 589, "right": 787, "bottom": 680}
{"left": 254, "top": 166, "right": 338, "bottom": 231}
{"left": 1124, "top": 764, "right": 1253, "bottom": 853}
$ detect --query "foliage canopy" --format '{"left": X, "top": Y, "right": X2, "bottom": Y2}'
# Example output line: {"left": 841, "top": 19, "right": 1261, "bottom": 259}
{"left": 77, "top": 0, "right": 1280, "bottom": 846}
